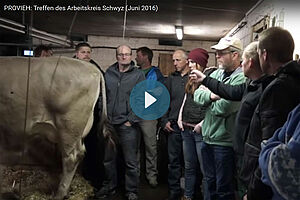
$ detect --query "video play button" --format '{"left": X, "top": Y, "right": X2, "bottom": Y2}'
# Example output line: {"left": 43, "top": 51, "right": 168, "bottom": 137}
{"left": 130, "top": 80, "right": 170, "bottom": 120}
{"left": 145, "top": 91, "right": 157, "bottom": 108}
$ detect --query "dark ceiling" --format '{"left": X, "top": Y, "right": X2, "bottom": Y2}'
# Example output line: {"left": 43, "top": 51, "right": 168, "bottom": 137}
{"left": 0, "top": 0, "right": 260, "bottom": 44}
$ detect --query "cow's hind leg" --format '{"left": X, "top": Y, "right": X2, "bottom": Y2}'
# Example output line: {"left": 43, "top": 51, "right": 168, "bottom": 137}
{"left": 54, "top": 140, "right": 84, "bottom": 200}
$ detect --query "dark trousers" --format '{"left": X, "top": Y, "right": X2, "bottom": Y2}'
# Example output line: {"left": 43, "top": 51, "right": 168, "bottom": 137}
{"left": 167, "top": 124, "right": 183, "bottom": 196}
{"left": 201, "top": 142, "right": 235, "bottom": 200}
{"left": 102, "top": 124, "right": 139, "bottom": 194}
{"left": 82, "top": 105, "right": 105, "bottom": 189}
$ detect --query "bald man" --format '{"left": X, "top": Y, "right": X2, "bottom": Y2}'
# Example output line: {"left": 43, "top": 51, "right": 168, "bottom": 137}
{"left": 161, "top": 49, "right": 189, "bottom": 200}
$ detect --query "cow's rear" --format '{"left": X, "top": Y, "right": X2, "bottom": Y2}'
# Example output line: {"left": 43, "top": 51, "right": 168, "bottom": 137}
{"left": 0, "top": 56, "right": 101, "bottom": 199}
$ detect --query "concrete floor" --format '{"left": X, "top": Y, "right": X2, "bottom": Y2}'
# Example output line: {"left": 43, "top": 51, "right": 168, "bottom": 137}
{"left": 101, "top": 176, "right": 169, "bottom": 200}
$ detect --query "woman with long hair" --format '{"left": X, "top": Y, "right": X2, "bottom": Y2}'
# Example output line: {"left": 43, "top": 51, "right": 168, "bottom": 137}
{"left": 177, "top": 48, "right": 217, "bottom": 200}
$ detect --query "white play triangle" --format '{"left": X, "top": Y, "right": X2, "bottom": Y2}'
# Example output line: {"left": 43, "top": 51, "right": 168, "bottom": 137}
{"left": 145, "top": 91, "right": 157, "bottom": 108}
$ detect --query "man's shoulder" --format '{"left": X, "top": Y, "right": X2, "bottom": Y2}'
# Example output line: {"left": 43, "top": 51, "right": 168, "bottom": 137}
{"left": 265, "top": 65, "right": 300, "bottom": 92}
{"left": 204, "top": 67, "right": 218, "bottom": 76}
{"left": 257, "top": 75, "right": 275, "bottom": 85}
{"left": 208, "top": 68, "right": 222, "bottom": 79}
{"left": 282, "top": 60, "right": 300, "bottom": 73}
{"left": 108, "top": 62, "right": 117, "bottom": 68}
{"left": 148, "top": 66, "right": 163, "bottom": 75}
{"left": 231, "top": 67, "right": 246, "bottom": 80}
{"left": 132, "top": 65, "right": 144, "bottom": 74}
{"left": 128, "top": 66, "right": 146, "bottom": 81}
{"left": 151, "top": 66, "right": 161, "bottom": 71}
{"left": 278, "top": 61, "right": 300, "bottom": 82}
{"left": 105, "top": 63, "right": 118, "bottom": 76}
{"left": 165, "top": 72, "right": 179, "bottom": 82}
{"left": 105, "top": 66, "right": 114, "bottom": 73}
{"left": 170, "top": 71, "right": 181, "bottom": 77}
{"left": 259, "top": 70, "right": 300, "bottom": 107}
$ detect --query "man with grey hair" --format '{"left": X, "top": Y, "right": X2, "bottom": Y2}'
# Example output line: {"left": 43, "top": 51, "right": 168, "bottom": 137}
{"left": 96, "top": 45, "right": 145, "bottom": 200}
{"left": 193, "top": 37, "right": 246, "bottom": 199}
{"left": 161, "top": 49, "right": 189, "bottom": 200}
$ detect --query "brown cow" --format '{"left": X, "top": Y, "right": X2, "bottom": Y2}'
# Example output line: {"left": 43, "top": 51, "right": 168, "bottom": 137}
{"left": 0, "top": 56, "right": 107, "bottom": 199}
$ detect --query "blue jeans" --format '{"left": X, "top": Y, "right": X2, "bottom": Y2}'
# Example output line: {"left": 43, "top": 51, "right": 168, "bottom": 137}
{"left": 102, "top": 124, "right": 139, "bottom": 193}
{"left": 167, "top": 124, "right": 183, "bottom": 196}
{"left": 201, "top": 142, "right": 235, "bottom": 200}
{"left": 181, "top": 129, "right": 203, "bottom": 198}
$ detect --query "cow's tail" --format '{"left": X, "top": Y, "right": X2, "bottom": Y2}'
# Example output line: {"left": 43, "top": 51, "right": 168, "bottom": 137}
{"left": 98, "top": 72, "right": 117, "bottom": 150}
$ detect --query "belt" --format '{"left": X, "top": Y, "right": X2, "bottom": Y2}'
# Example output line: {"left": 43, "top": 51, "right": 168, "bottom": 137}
{"left": 182, "top": 121, "right": 196, "bottom": 130}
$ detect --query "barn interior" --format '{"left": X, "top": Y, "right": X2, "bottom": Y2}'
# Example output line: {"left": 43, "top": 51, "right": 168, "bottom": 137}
{"left": 0, "top": 0, "right": 262, "bottom": 71}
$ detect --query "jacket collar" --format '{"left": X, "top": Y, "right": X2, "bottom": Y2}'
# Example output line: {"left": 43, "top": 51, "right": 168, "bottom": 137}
{"left": 219, "top": 65, "right": 243, "bottom": 82}
{"left": 248, "top": 75, "right": 275, "bottom": 91}
{"left": 112, "top": 61, "right": 136, "bottom": 73}
{"left": 277, "top": 60, "right": 300, "bottom": 77}
{"left": 171, "top": 70, "right": 189, "bottom": 77}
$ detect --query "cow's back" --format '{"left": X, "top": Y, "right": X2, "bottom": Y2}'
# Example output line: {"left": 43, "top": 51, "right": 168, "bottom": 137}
{"left": 0, "top": 56, "right": 101, "bottom": 164}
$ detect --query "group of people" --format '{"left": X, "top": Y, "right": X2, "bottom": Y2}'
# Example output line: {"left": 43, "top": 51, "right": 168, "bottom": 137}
{"left": 33, "top": 26, "right": 300, "bottom": 200}
{"left": 188, "top": 27, "right": 300, "bottom": 200}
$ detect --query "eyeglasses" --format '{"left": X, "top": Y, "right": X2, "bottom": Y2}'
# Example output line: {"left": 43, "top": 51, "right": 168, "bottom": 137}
{"left": 215, "top": 50, "right": 236, "bottom": 56}
{"left": 117, "top": 53, "right": 132, "bottom": 57}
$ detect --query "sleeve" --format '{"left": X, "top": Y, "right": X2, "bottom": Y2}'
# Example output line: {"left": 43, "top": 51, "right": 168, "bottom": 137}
{"left": 202, "top": 76, "right": 246, "bottom": 101}
{"left": 208, "top": 73, "right": 246, "bottom": 117}
{"left": 193, "top": 86, "right": 212, "bottom": 106}
{"left": 259, "top": 111, "right": 300, "bottom": 200}
{"left": 259, "top": 128, "right": 284, "bottom": 188}
{"left": 288, "top": 128, "right": 300, "bottom": 160}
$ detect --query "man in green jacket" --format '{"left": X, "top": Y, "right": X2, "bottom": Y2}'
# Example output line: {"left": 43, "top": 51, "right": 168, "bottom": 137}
{"left": 193, "top": 37, "right": 246, "bottom": 200}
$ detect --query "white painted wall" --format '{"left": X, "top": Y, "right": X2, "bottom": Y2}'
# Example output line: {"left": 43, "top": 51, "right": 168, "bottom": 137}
{"left": 50, "top": 36, "right": 217, "bottom": 71}
{"left": 281, "top": 0, "right": 300, "bottom": 58}
{"left": 226, "top": 0, "right": 300, "bottom": 58}
{"left": 35, "top": 36, "right": 218, "bottom": 71}
{"left": 88, "top": 36, "right": 216, "bottom": 69}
